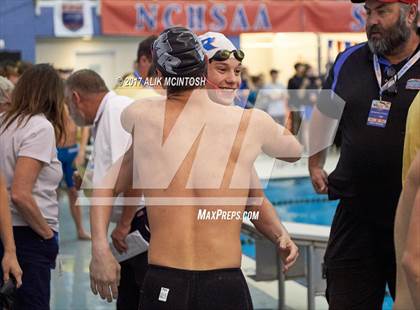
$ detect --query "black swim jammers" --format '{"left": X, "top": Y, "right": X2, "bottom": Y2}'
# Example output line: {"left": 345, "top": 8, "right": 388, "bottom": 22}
{"left": 139, "top": 265, "right": 254, "bottom": 310}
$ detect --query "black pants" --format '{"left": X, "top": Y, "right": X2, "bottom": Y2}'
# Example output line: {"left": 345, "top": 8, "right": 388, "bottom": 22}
{"left": 0, "top": 227, "right": 59, "bottom": 310}
{"left": 139, "top": 265, "right": 253, "bottom": 310}
{"left": 117, "top": 209, "right": 150, "bottom": 310}
{"left": 324, "top": 199, "right": 396, "bottom": 310}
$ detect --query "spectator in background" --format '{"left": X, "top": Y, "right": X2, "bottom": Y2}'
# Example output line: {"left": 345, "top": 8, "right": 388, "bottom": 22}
{"left": 0, "top": 61, "right": 19, "bottom": 85}
{"left": 57, "top": 69, "right": 91, "bottom": 168}
{"left": 114, "top": 35, "right": 157, "bottom": 100}
{"left": 16, "top": 61, "right": 33, "bottom": 77}
{"left": 56, "top": 69, "right": 90, "bottom": 240}
{"left": 261, "top": 69, "right": 288, "bottom": 125}
{"left": 287, "top": 62, "right": 307, "bottom": 135}
{"left": 57, "top": 106, "right": 90, "bottom": 240}
{"left": 321, "top": 62, "right": 334, "bottom": 83}
{"left": 301, "top": 65, "right": 322, "bottom": 116}
{"left": 232, "top": 67, "right": 251, "bottom": 108}
{"left": 247, "top": 74, "right": 264, "bottom": 108}
{"left": 0, "top": 64, "right": 65, "bottom": 309}
{"left": 0, "top": 76, "right": 14, "bottom": 113}
{"left": 300, "top": 65, "right": 322, "bottom": 152}
{"left": 240, "top": 67, "right": 250, "bottom": 90}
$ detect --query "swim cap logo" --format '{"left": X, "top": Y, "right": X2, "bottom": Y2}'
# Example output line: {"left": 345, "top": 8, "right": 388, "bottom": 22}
{"left": 154, "top": 32, "right": 182, "bottom": 75}
{"left": 201, "top": 37, "right": 217, "bottom": 51}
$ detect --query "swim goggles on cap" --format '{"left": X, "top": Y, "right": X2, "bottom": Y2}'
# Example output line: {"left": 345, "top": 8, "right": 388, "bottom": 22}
{"left": 210, "top": 49, "right": 245, "bottom": 62}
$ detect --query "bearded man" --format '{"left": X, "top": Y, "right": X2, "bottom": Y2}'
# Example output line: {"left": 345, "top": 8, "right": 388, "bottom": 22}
{"left": 308, "top": 0, "right": 420, "bottom": 308}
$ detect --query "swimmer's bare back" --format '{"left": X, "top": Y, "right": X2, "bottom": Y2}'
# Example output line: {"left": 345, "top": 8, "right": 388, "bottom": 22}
{"left": 120, "top": 90, "right": 301, "bottom": 270}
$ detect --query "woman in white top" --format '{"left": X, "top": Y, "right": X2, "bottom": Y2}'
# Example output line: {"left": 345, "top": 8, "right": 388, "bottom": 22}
{"left": 0, "top": 64, "right": 65, "bottom": 309}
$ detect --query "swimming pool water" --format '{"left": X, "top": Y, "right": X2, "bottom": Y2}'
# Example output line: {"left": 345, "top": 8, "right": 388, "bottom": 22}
{"left": 241, "top": 177, "right": 393, "bottom": 310}
{"left": 264, "top": 178, "right": 338, "bottom": 226}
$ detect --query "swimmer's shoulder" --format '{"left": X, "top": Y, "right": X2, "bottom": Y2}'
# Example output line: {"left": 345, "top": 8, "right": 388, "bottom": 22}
{"left": 121, "top": 95, "right": 166, "bottom": 132}
{"left": 232, "top": 107, "right": 279, "bottom": 135}
{"left": 129, "top": 95, "right": 166, "bottom": 112}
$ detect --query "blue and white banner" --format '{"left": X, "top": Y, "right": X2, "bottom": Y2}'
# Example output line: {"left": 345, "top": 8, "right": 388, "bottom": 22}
{"left": 54, "top": 1, "right": 93, "bottom": 37}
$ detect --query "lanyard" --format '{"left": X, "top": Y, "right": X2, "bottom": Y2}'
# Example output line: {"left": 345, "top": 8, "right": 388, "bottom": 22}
{"left": 373, "top": 50, "right": 420, "bottom": 99}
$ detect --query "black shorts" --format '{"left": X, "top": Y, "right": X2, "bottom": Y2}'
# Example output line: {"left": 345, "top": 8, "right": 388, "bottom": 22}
{"left": 117, "top": 209, "right": 150, "bottom": 310}
{"left": 139, "top": 265, "right": 253, "bottom": 310}
{"left": 324, "top": 198, "right": 396, "bottom": 310}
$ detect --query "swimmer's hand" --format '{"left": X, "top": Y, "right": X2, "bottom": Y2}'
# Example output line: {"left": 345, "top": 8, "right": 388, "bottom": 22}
{"left": 1, "top": 251, "right": 23, "bottom": 288}
{"left": 90, "top": 248, "right": 120, "bottom": 302}
{"left": 111, "top": 223, "right": 131, "bottom": 254}
{"left": 309, "top": 166, "right": 329, "bottom": 194}
{"left": 276, "top": 234, "right": 299, "bottom": 273}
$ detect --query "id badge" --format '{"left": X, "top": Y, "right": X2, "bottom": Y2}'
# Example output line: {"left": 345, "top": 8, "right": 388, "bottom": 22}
{"left": 367, "top": 100, "right": 391, "bottom": 128}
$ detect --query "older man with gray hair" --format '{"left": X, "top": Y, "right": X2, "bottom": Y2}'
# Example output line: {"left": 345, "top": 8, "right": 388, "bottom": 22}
{"left": 0, "top": 76, "right": 13, "bottom": 113}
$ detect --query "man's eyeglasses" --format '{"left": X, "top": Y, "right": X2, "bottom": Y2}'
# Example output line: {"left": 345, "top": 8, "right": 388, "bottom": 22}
{"left": 210, "top": 49, "right": 245, "bottom": 63}
{"left": 383, "top": 66, "right": 398, "bottom": 96}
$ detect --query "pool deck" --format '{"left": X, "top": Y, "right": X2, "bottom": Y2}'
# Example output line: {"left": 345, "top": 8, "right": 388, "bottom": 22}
{"left": 242, "top": 254, "right": 329, "bottom": 310}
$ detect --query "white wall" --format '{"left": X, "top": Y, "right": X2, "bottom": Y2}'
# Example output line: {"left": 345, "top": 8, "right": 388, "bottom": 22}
{"left": 36, "top": 37, "right": 143, "bottom": 88}
{"left": 240, "top": 32, "right": 366, "bottom": 86}
{"left": 36, "top": 32, "right": 368, "bottom": 88}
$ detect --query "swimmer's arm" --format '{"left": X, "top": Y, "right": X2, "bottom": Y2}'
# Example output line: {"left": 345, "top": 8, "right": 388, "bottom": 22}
{"left": 245, "top": 168, "right": 284, "bottom": 243}
{"left": 246, "top": 194, "right": 289, "bottom": 244}
{"left": 246, "top": 169, "right": 298, "bottom": 271}
{"left": 246, "top": 188, "right": 299, "bottom": 272}
{"left": 11, "top": 157, "right": 54, "bottom": 239}
{"left": 401, "top": 154, "right": 420, "bottom": 308}
{"left": 260, "top": 111, "right": 302, "bottom": 162}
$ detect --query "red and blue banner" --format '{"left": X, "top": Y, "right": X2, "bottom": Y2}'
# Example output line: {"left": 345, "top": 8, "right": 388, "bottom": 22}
{"left": 101, "top": 1, "right": 367, "bottom": 35}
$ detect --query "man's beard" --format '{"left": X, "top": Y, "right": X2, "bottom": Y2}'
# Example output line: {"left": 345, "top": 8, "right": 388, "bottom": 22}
{"left": 68, "top": 102, "right": 88, "bottom": 126}
{"left": 367, "top": 12, "right": 411, "bottom": 55}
